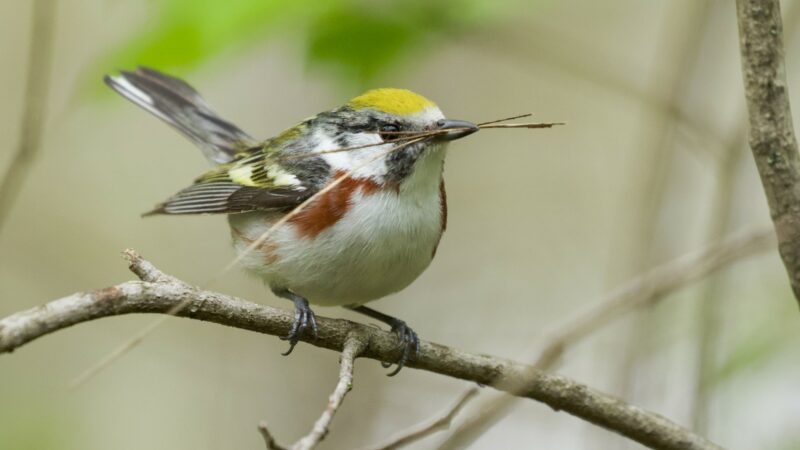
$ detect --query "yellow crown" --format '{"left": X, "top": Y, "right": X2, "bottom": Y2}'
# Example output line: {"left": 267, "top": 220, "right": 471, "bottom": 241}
{"left": 349, "top": 88, "right": 436, "bottom": 116}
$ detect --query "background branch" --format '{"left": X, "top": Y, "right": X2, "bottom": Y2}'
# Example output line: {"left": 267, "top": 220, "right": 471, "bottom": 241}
{"left": 0, "top": 0, "right": 56, "bottom": 235}
{"left": 361, "top": 389, "right": 478, "bottom": 450}
{"left": 436, "top": 226, "right": 775, "bottom": 449}
{"left": 736, "top": 0, "right": 800, "bottom": 308}
{"left": 0, "top": 250, "right": 721, "bottom": 450}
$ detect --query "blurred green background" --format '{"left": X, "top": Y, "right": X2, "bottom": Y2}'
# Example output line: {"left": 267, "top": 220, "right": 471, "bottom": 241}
{"left": 2, "top": 0, "right": 800, "bottom": 449}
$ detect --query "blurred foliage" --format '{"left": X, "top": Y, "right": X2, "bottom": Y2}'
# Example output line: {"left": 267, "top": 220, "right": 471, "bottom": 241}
{"left": 710, "top": 295, "right": 796, "bottom": 386}
{"left": 0, "top": 405, "right": 70, "bottom": 450}
{"left": 776, "top": 437, "right": 800, "bottom": 450}
{"left": 101, "top": 0, "right": 523, "bottom": 86}
{"left": 711, "top": 324, "right": 789, "bottom": 384}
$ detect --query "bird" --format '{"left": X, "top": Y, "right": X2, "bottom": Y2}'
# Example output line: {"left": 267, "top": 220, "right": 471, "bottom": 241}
{"left": 104, "top": 67, "right": 478, "bottom": 375}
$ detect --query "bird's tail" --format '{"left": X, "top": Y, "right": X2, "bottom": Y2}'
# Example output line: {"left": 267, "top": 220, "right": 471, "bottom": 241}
{"left": 104, "top": 67, "right": 257, "bottom": 165}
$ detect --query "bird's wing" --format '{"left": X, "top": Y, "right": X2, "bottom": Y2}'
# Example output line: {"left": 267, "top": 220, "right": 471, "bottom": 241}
{"left": 145, "top": 147, "right": 314, "bottom": 215}
{"left": 105, "top": 66, "right": 257, "bottom": 165}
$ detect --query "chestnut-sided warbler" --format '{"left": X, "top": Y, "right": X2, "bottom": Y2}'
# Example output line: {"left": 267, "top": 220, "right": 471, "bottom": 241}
{"left": 105, "top": 67, "right": 477, "bottom": 374}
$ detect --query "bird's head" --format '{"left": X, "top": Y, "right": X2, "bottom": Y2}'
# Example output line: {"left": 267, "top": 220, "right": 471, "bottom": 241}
{"left": 305, "top": 88, "right": 478, "bottom": 185}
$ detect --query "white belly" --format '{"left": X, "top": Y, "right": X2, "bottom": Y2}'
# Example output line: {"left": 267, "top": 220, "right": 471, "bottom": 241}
{"left": 228, "top": 178, "right": 444, "bottom": 306}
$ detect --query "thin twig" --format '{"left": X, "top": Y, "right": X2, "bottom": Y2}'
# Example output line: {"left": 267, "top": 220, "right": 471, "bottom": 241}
{"left": 476, "top": 113, "right": 533, "bottom": 126}
{"left": 0, "top": 0, "right": 57, "bottom": 235}
{"left": 380, "top": 121, "right": 563, "bottom": 134}
{"left": 436, "top": 226, "right": 775, "bottom": 450}
{"left": 478, "top": 122, "right": 564, "bottom": 129}
{"left": 286, "top": 119, "right": 563, "bottom": 159}
{"left": 362, "top": 390, "right": 478, "bottom": 450}
{"left": 292, "top": 333, "right": 367, "bottom": 450}
{"left": 434, "top": 388, "right": 504, "bottom": 450}
{"left": 258, "top": 422, "right": 287, "bottom": 450}
{"left": 0, "top": 250, "right": 722, "bottom": 450}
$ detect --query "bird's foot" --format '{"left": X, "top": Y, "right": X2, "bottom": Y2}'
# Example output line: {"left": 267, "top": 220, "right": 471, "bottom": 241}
{"left": 345, "top": 305, "right": 420, "bottom": 375}
{"left": 280, "top": 296, "right": 318, "bottom": 356}
{"left": 382, "top": 318, "right": 420, "bottom": 376}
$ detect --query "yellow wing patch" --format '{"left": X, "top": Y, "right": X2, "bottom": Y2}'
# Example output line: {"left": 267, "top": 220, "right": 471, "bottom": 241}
{"left": 349, "top": 88, "right": 436, "bottom": 115}
{"left": 228, "top": 165, "right": 256, "bottom": 186}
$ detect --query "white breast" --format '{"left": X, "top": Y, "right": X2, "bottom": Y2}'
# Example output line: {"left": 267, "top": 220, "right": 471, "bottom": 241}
{"left": 229, "top": 148, "right": 446, "bottom": 306}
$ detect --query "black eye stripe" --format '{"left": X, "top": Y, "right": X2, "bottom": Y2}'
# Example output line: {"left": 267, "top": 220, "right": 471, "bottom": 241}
{"left": 343, "top": 123, "right": 375, "bottom": 133}
{"left": 339, "top": 116, "right": 380, "bottom": 133}
{"left": 333, "top": 115, "right": 410, "bottom": 136}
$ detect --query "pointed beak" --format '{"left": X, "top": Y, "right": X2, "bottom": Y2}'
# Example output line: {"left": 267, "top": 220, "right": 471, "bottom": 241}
{"left": 435, "top": 119, "right": 479, "bottom": 141}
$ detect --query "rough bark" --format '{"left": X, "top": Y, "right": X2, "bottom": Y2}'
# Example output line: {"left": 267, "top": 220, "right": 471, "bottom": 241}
{"left": 737, "top": 0, "right": 800, "bottom": 307}
{"left": 0, "top": 251, "right": 722, "bottom": 450}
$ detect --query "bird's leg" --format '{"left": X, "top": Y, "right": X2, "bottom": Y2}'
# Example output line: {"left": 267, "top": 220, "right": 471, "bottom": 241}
{"left": 346, "top": 305, "right": 419, "bottom": 376}
{"left": 272, "top": 288, "right": 318, "bottom": 356}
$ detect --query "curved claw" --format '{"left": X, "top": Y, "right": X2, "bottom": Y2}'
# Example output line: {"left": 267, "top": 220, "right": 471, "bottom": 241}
{"left": 344, "top": 305, "right": 420, "bottom": 376}
{"left": 385, "top": 320, "right": 420, "bottom": 377}
{"left": 280, "top": 296, "right": 318, "bottom": 356}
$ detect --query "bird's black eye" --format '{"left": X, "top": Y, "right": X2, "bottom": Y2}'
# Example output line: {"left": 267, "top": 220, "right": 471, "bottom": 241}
{"left": 379, "top": 123, "right": 401, "bottom": 140}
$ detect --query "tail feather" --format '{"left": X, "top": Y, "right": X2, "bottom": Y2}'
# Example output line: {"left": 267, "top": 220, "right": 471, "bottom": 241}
{"left": 104, "top": 67, "right": 256, "bottom": 164}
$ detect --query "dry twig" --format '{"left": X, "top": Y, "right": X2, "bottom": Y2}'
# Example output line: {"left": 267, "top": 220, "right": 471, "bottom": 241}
{"left": 258, "top": 422, "right": 287, "bottom": 450}
{"left": 292, "top": 333, "right": 367, "bottom": 450}
{"left": 0, "top": 250, "right": 721, "bottom": 450}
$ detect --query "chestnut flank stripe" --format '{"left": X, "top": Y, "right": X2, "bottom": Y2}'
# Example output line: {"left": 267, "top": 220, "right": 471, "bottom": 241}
{"left": 289, "top": 171, "right": 384, "bottom": 238}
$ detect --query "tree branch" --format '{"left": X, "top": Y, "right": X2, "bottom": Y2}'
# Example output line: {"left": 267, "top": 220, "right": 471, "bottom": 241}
{"left": 292, "top": 333, "right": 367, "bottom": 450}
{"left": 0, "top": 250, "right": 721, "bottom": 450}
{"left": 736, "top": 0, "right": 800, "bottom": 308}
